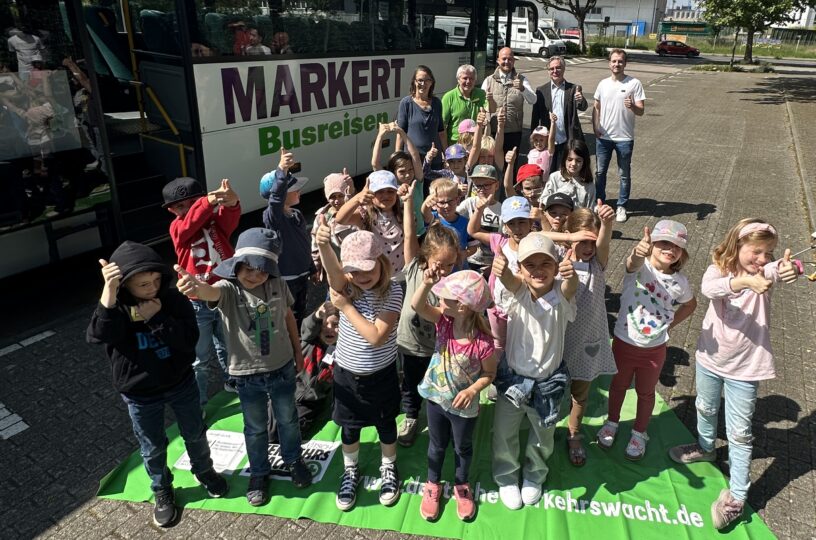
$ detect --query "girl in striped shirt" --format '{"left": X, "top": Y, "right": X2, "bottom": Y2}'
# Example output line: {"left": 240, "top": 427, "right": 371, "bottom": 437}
{"left": 315, "top": 219, "right": 404, "bottom": 512}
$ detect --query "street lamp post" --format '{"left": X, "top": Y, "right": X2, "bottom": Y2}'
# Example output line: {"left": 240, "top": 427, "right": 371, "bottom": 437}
{"left": 633, "top": 0, "right": 643, "bottom": 44}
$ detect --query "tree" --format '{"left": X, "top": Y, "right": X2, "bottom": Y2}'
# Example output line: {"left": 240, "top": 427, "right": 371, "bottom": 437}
{"left": 535, "top": 0, "right": 598, "bottom": 54}
{"left": 701, "top": 0, "right": 816, "bottom": 62}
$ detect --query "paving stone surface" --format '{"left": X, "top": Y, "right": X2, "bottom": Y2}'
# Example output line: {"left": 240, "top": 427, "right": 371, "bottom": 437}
{"left": 1, "top": 59, "right": 814, "bottom": 540}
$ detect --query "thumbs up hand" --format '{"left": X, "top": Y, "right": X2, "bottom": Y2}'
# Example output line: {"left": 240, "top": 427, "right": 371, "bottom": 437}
{"left": 492, "top": 251, "right": 508, "bottom": 278}
{"left": 174, "top": 264, "right": 205, "bottom": 297}
{"left": 512, "top": 75, "right": 521, "bottom": 90}
{"left": 360, "top": 176, "right": 374, "bottom": 206}
{"left": 427, "top": 141, "right": 438, "bottom": 161}
{"left": 279, "top": 147, "right": 294, "bottom": 172}
{"left": 99, "top": 259, "right": 122, "bottom": 289}
{"left": 596, "top": 199, "right": 615, "bottom": 223}
{"left": 778, "top": 248, "right": 799, "bottom": 283}
{"left": 634, "top": 226, "right": 652, "bottom": 258}
{"left": 400, "top": 180, "right": 417, "bottom": 203}
{"left": 315, "top": 213, "right": 333, "bottom": 246}
{"left": 559, "top": 249, "right": 576, "bottom": 279}
{"left": 505, "top": 146, "right": 518, "bottom": 165}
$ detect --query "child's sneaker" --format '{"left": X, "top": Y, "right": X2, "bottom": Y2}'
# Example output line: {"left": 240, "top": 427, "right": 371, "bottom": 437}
{"left": 625, "top": 430, "right": 649, "bottom": 460}
{"left": 453, "top": 483, "right": 476, "bottom": 520}
{"left": 246, "top": 475, "right": 269, "bottom": 506}
{"left": 596, "top": 420, "right": 619, "bottom": 449}
{"left": 498, "top": 484, "right": 523, "bottom": 510}
{"left": 195, "top": 468, "right": 229, "bottom": 497}
{"left": 420, "top": 481, "right": 442, "bottom": 521}
{"left": 288, "top": 458, "right": 313, "bottom": 488}
{"left": 336, "top": 465, "right": 360, "bottom": 511}
{"left": 397, "top": 418, "right": 419, "bottom": 447}
{"left": 521, "top": 478, "right": 542, "bottom": 506}
{"left": 711, "top": 489, "right": 744, "bottom": 530}
{"left": 669, "top": 442, "right": 716, "bottom": 464}
{"left": 152, "top": 488, "right": 178, "bottom": 527}
{"left": 379, "top": 462, "right": 401, "bottom": 506}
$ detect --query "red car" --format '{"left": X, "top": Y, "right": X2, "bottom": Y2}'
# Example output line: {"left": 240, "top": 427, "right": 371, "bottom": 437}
{"left": 655, "top": 40, "right": 700, "bottom": 58}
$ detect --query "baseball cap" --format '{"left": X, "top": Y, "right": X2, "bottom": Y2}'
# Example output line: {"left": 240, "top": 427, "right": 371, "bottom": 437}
{"left": 431, "top": 270, "right": 492, "bottom": 312}
{"left": 470, "top": 164, "right": 498, "bottom": 181}
{"left": 531, "top": 125, "right": 549, "bottom": 138}
{"left": 650, "top": 220, "right": 688, "bottom": 249}
{"left": 458, "top": 119, "right": 477, "bottom": 134}
{"left": 162, "top": 177, "right": 204, "bottom": 208}
{"left": 259, "top": 171, "right": 308, "bottom": 199}
{"left": 324, "top": 172, "right": 353, "bottom": 199}
{"left": 444, "top": 144, "right": 467, "bottom": 160}
{"left": 516, "top": 163, "right": 543, "bottom": 184}
{"left": 517, "top": 232, "right": 560, "bottom": 263}
{"left": 544, "top": 192, "right": 575, "bottom": 211}
{"left": 501, "top": 196, "right": 532, "bottom": 222}
{"left": 368, "top": 170, "right": 399, "bottom": 192}
{"left": 340, "top": 231, "right": 385, "bottom": 273}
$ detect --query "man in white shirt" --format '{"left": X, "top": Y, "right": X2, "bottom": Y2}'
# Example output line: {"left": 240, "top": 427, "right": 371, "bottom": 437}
{"left": 481, "top": 47, "right": 537, "bottom": 154}
{"left": 592, "top": 49, "right": 645, "bottom": 223}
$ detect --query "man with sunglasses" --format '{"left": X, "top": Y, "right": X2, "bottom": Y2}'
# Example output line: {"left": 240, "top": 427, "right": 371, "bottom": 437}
{"left": 530, "top": 56, "right": 587, "bottom": 174}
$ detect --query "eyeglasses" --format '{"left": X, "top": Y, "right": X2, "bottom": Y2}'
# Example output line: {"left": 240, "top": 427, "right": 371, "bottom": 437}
{"left": 472, "top": 183, "right": 495, "bottom": 191}
{"left": 435, "top": 199, "right": 455, "bottom": 206}
{"left": 415, "top": 79, "right": 432, "bottom": 85}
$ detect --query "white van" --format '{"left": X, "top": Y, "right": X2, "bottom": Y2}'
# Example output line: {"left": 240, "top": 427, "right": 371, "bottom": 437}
{"left": 499, "top": 18, "right": 566, "bottom": 57}
{"left": 433, "top": 16, "right": 504, "bottom": 57}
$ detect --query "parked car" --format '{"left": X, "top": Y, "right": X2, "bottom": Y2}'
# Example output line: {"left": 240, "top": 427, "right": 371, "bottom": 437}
{"left": 656, "top": 40, "right": 700, "bottom": 57}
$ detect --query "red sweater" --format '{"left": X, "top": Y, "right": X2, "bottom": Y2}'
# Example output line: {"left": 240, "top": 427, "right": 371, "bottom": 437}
{"left": 170, "top": 197, "right": 241, "bottom": 284}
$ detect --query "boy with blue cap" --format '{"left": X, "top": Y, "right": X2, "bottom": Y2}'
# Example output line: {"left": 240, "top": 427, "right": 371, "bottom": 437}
{"left": 260, "top": 148, "right": 316, "bottom": 327}
{"left": 176, "top": 227, "right": 312, "bottom": 507}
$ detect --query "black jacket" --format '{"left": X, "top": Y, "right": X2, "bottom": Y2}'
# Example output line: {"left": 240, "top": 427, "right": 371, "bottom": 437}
{"left": 530, "top": 80, "right": 587, "bottom": 144}
{"left": 86, "top": 241, "right": 199, "bottom": 397}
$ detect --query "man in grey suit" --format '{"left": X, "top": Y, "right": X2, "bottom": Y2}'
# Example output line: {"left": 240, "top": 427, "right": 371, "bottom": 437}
{"left": 529, "top": 56, "right": 588, "bottom": 173}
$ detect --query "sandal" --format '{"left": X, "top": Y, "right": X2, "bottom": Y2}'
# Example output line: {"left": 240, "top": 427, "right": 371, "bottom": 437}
{"left": 567, "top": 434, "right": 587, "bottom": 467}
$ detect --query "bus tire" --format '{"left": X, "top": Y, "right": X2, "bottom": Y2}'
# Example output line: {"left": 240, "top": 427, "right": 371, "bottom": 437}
{"left": 539, "top": 47, "right": 550, "bottom": 58}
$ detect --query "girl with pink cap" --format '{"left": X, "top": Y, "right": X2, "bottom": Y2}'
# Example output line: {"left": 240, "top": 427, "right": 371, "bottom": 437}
{"left": 411, "top": 269, "right": 497, "bottom": 522}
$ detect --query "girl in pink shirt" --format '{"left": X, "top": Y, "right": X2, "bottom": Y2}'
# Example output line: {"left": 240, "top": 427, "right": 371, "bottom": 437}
{"left": 668, "top": 218, "right": 800, "bottom": 531}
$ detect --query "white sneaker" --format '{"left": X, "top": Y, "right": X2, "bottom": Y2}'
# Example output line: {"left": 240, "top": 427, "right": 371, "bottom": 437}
{"left": 615, "top": 206, "right": 628, "bottom": 222}
{"left": 498, "top": 484, "right": 523, "bottom": 510}
{"left": 521, "top": 479, "right": 542, "bottom": 505}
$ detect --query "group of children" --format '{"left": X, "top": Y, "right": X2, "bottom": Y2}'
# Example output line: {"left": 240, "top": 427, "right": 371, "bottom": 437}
{"left": 87, "top": 114, "right": 803, "bottom": 531}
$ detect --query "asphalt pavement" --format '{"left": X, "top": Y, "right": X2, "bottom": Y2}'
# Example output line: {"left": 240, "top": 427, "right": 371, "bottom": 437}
{"left": 1, "top": 58, "right": 815, "bottom": 540}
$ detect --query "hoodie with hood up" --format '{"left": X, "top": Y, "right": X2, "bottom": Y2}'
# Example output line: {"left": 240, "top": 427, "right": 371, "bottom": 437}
{"left": 86, "top": 241, "right": 199, "bottom": 397}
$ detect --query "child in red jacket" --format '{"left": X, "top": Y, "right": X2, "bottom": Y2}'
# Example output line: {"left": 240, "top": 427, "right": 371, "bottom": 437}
{"left": 163, "top": 176, "right": 241, "bottom": 408}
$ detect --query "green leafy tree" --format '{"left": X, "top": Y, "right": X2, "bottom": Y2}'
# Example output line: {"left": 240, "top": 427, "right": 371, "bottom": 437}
{"left": 535, "top": 0, "right": 598, "bottom": 54}
{"left": 701, "top": 0, "right": 816, "bottom": 62}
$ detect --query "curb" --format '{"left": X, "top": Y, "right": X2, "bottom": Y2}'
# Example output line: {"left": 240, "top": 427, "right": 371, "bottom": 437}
{"left": 779, "top": 78, "right": 816, "bottom": 232}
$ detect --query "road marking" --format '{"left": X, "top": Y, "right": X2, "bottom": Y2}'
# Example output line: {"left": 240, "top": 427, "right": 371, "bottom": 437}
{"left": 648, "top": 90, "right": 666, "bottom": 93}
{"left": 650, "top": 84, "right": 676, "bottom": 87}
{"left": 0, "top": 330, "right": 56, "bottom": 358}
{"left": 0, "top": 403, "right": 29, "bottom": 440}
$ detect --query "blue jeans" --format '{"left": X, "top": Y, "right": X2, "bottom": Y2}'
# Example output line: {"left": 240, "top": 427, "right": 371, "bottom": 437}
{"left": 191, "top": 299, "right": 229, "bottom": 406}
{"left": 121, "top": 375, "right": 213, "bottom": 492}
{"left": 695, "top": 363, "right": 758, "bottom": 502}
{"left": 235, "top": 361, "right": 302, "bottom": 476}
{"left": 595, "top": 138, "right": 634, "bottom": 207}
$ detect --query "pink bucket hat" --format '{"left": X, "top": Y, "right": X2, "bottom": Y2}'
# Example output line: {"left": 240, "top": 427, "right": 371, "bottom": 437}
{"left": 431, "top": 270, "right": 492, "bottom": 312}
{"left": 340, "top": 231, "right": 384, "bottom": 273}
{"left": 458, "top": 119, "right": 477, "bottom": 134}
{"left": 324, "top": 172, "right": 353, "bottom": 199}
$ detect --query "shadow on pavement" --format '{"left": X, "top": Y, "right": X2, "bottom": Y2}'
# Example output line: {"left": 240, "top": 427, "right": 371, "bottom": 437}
{"left": 729, "top": 76, "right": 816, "bottom": 105}
{"left": 666, "top": 393, "right": 815, "bottom": 513}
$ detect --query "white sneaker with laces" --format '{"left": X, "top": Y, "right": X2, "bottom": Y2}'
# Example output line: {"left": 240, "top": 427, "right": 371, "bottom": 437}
{"left": 615, "top": 206, "right": 628, "bottom": 222}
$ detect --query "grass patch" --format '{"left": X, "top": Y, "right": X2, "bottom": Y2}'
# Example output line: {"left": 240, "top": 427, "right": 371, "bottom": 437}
{"left": 689, "top": 63, "right": 774, "bottom": 73}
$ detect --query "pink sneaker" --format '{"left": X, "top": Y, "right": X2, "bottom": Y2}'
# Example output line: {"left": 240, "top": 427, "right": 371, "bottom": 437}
{"left": 453, "top": 483, "right": 476, "bottom": 520}
{"left": 420, "top": 481, "right": 442, "bottom": 521}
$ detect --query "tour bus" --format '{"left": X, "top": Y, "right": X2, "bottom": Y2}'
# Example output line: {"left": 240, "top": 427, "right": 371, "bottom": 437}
{"left": 1, "top": 0, "right": 501, "bottom": 278}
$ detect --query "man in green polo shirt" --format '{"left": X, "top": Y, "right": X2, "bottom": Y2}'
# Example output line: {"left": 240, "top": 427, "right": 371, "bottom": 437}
{"left": 441, "top": 64, "right": 487, "bottom": 144}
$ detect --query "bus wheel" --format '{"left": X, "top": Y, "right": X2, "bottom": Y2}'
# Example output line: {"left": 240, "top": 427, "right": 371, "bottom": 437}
{"left": 539, "top": 47, "right": 550, "bottom": 58}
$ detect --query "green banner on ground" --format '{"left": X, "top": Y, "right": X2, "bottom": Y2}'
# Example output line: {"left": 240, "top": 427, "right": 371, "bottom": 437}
{"left": 98, "top": 380, "right": 774, "bottom": 539}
